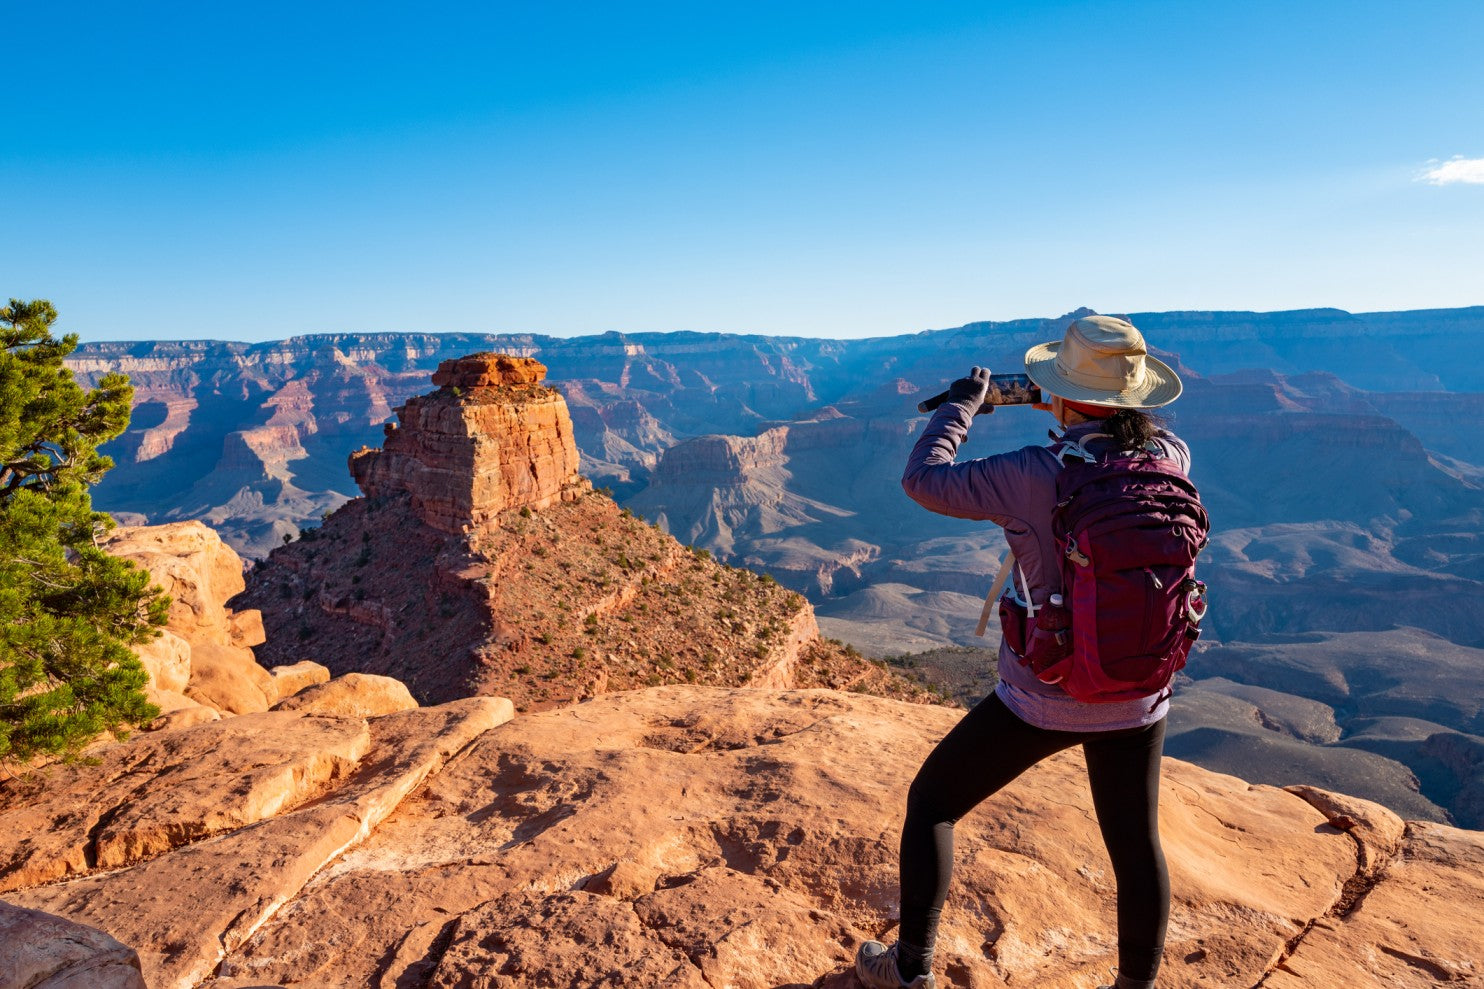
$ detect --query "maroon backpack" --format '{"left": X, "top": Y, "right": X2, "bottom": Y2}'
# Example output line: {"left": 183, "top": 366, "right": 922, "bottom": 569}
{"left": 1021, "top": 434, "right": 1210, "bottom": 703}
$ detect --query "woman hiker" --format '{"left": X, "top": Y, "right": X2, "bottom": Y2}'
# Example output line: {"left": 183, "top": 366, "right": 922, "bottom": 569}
{"left": 855, "top": 315, "right": 1193, "bottom": 989}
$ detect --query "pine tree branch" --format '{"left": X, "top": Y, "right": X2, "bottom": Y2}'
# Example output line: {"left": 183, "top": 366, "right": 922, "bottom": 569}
{"left": 10, "top": 557, "right": 73, "bottom": 589}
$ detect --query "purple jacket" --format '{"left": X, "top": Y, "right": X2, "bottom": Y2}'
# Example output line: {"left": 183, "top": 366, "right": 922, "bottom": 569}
{"left": 902, "top": 400, "right": 1191, "bottom": 731}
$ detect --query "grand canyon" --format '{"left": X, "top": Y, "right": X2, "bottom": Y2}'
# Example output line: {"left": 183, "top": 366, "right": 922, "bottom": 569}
{"left": 5, "top": 307, "right": 1481, "bottom": 988}
{"left": 63, "top": 306, "right": 1484, "bottom": 829}
{"left": 11, "top": 326, "right": 1484, "bottom": 980}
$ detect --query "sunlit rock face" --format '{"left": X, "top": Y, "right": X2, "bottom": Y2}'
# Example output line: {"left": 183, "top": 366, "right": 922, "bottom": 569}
{"left": 350, "top": 353, "right": 587, "bottom": 534}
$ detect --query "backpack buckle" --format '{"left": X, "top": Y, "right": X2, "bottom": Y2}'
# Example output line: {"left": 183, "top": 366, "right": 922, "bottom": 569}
{"left": 1065, "top": 535, "right": 1091, "bottom": 568}
{"left": 1182, "top": 579, "right": 1208, "bottom": 624}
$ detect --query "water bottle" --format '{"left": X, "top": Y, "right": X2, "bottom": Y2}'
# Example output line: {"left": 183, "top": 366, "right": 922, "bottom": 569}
{"left": 1025, "top": 592, "right": 1073, "bottom": 682}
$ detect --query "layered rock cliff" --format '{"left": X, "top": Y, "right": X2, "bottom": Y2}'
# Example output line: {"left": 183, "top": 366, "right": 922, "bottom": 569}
{"left": 349, "top": 354, "right": 588, "bottom": 532}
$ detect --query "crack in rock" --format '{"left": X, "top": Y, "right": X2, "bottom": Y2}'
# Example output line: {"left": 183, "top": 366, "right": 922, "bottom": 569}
{"left": 1251, "top": 788, "right": 1405, "bottom": 988}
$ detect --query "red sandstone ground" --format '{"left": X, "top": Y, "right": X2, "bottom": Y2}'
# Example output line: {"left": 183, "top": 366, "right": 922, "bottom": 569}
{"left": 6, "top": 685, "right": 1481, "bottom": 989}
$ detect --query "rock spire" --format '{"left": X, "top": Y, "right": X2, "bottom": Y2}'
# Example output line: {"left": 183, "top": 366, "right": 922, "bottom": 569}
{"left": 349, "top": 353, "right": 588, "bottom": 533}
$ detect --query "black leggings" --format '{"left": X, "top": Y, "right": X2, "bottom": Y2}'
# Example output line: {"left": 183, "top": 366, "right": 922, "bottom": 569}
{"left": 898, "top": 693, "right": 1169, "bottom": 985}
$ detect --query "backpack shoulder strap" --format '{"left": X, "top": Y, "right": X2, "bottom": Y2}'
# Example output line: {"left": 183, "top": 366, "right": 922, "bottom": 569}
{"left": 1049, "top": 429, "right": 1112, "bottom": 466}
{"left": 975, "top": 549, "right": 1017, "bottom": 637}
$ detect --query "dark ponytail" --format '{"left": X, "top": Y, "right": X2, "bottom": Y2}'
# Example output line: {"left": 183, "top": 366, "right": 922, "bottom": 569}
{"left": 1104, "top": 408, "right": 1165, "bottom": 450}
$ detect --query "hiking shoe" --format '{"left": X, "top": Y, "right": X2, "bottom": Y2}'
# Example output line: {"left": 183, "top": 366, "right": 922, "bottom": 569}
{"left": 854, "top": 940, "right": 936, "bottom": 988}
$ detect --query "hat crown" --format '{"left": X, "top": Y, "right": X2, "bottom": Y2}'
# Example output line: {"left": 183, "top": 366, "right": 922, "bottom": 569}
{"left": 1023, "top": 314, "right": 1182, "bottom": 408}
{"left": 1055, "top": 316, "right": 1149, "bottom": 392}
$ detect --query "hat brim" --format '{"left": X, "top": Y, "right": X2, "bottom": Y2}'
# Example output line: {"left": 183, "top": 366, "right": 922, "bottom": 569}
{"left": 1023, "top": 342, "right": 1183, "bottom": 409}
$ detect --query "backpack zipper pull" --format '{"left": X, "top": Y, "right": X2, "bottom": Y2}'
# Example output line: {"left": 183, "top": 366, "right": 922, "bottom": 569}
{"left": 1144, "top": 567, "right": 1164, "bottom": 589}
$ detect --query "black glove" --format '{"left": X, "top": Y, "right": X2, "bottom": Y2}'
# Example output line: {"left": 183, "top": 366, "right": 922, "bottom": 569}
{"left": 947, "top": 366, "right": 993, "bottom": 414}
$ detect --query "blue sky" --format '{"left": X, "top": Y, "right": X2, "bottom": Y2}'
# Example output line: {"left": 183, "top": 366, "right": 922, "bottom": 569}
{"left": 7, "top": 1, "right": 1482, "bottom": 342}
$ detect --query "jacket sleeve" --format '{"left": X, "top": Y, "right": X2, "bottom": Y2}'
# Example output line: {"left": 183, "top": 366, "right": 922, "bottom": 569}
{"left": 901, "top": 402, "right": 1036, "bottom": 528}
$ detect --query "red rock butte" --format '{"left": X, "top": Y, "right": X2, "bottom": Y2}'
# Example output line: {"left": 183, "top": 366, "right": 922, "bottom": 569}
{"left": 429, "top": 351, "right": 547, "bottom": 389}
{"left": 349, "top": 353, "right": 589, "bottom": 533}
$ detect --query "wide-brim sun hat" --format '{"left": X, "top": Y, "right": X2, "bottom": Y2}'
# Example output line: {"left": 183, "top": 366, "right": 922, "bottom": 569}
{"left": 1024, "top": 314, "right": 1182, "bottom": 408}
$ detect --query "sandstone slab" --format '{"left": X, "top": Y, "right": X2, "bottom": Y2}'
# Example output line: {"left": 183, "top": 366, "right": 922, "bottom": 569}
{"left": 0, "top": 712, "right": 369, "bottom": 893}
{"left": 221, "top": 687, "right": 1375, "bottom": 989}
{"left": 1261, "top": 821, "right": 1484, "bottom": 989}
{"left": 11, "top": 698, "right": 513, "bottom": 989}
{"left": 0, "top": 678, "right": 1476, "bottom": 989}
{"left": 1287, "top": 782, "right": 1407, "bottom": 877}
{"left": 272, "top": 672, "right": 419, "bottom": 718}
{"left": 0, "top": 900, "right": 146, "bottom": 989}
{"left": 427, "top": 888, "right": 711, "bottom": 988}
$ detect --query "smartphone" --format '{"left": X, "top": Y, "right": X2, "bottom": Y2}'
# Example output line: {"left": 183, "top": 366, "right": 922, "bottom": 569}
{"left": 917, "top": 373, "right": 1042, "bottom": 414}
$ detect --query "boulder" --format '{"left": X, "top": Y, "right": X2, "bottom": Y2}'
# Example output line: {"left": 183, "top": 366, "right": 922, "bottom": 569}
{"left": 585, "top": 859, "right": 661, "bottom": 901}
{"left": 268, "top": 660, "right": 332, "bottom": 699}
{"left": 132, "top": 628, "right": 191, "bottom": 694}
{"left": 0, "top": 901, "right": 146, "bottom": 989}
{"left": 145, "top": 688, "right": 221, "bottom": 731}
{"left": 229, "top": 608, "right": 267, "bottom": 648}
{"left": 185, "top": 642, "right": 277, "bottom": 714}
{"left": 151, "top": 704, "right": 223, "bottom": 732}
{"left": 272, "top": 673, "right": 419, "bottom": 718}
{"left": 105, "top": 521, "right": 277, "bottom": 722}
{"left": 104, "top": 521, "right": 246, "bottom": 642}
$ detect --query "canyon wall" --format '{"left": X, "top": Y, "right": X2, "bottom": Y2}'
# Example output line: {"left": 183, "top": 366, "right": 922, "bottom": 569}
{"left": 67, "top": 306, "right": 1484, "bottom": 827}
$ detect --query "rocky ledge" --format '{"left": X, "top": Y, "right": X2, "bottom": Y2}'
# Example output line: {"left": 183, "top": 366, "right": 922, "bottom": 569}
{"left": 3, "top": 686, "right": 1480, "bottom": 989}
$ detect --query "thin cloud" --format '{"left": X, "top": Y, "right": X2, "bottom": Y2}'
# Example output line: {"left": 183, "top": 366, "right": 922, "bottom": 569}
{"left": 1417, "top": 156, "right": 1484, "bottom": 185}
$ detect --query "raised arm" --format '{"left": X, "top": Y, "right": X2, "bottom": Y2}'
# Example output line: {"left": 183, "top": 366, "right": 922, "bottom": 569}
{"left": 901, "top": 385, "right": 1040, "bottom": 528}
